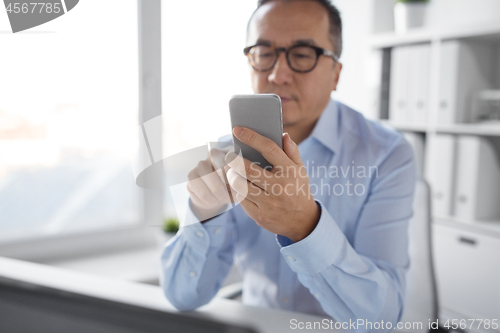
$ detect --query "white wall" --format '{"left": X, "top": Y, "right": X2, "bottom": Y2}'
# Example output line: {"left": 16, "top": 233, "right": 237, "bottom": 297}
{"left": 426, "top": 0, "right": 500, "bottom": 29}
{"left": 330, "top": 0, "right": 375, "bottom": 117}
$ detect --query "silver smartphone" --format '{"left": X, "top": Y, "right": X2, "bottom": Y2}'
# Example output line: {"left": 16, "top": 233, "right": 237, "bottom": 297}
{"left": 229, "top": 94, "right": 283, "bottom": 170}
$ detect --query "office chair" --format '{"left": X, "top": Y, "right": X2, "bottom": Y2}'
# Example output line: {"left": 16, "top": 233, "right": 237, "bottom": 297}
{"left": 396, "top": 177, "right": 440, "bottom": 333}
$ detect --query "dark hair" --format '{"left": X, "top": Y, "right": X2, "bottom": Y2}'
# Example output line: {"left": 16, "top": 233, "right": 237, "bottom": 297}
{"left": 248, "top": 0, "right": 342, "bottom": 59}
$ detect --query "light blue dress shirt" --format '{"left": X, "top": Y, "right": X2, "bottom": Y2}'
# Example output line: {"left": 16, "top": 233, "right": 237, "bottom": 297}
{"left": 160, "top": 99, "right": 416, "bottom": 332}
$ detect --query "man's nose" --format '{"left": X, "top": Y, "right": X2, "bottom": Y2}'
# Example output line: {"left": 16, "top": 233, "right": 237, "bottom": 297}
{"left": 268, "top": 52, "right": 293, "bottom": 85}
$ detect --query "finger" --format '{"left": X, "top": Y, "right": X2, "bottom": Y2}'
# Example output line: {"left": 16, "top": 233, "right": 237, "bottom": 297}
{"left": 202, "top": 171, "right": 233, "bottom": 204}
{"left": 226, "top": 168, "right": 268, "bottom": 206}
{"left": 282, "top": 132, "right": 302, "bottom": 165}
{"left": 187, "top": 175, "right": 220, "bottom": 208}
{"left": 219, "top": 164, "right": 237, "bottom": 204}
{"left": 226, "top": 168, "right": 250, "bottom": 202}
{"left": 200, "top": 166, "right": 229, "bottom": 196}
{"left": 190, "top": 158, "right": 229, "bottom": 197}
{"left": 210, "top": 148, "right": 228, "bottom": 173}
{"left": 208, "top": 148, "right": 230, "bottom": 186}
{"left": 225, "top": 152, "right": 275, "bottom": 192}
{"left": 232, "top": 126, "right": 291, "bottom": 168}
{"left": 222, "top": 150, "right": 245, "bottom": 182}
{"left": 187, "top": 185, "right": 230, "bottom": 222}
{"left": 188, "top": 168, "right": 231, "bottom": 206}
{"left": 187, "top": 182, "right": 208, "bottom": 207}
{"left": 188, "top": 163, "right": 219, "bottom": 207}
{"left": 236, "top": 192, "right": 260, "bottom": 219}
{"left": 188, "top": 159, "right": 212, "bottom": 180}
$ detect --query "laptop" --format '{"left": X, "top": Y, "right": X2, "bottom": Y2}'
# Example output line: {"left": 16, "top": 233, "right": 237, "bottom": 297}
{"left": 0, "top": 276, "right": 257, "bottom": 333}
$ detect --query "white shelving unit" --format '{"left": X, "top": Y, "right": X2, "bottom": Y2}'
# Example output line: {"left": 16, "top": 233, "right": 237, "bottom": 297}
{"left": 372, "top": 22, "right": 500, "bottom": 333}
{"left": 435, "top": 123, "right": 500, "bottom": 137}
{"left": 382, "top": 122, "right": 500, "bottom": 137}
{"left": 371, "top": 22, "right": 500, "bottom": 48}
{"left": 384, "top": 121, "right": 500, "bottom": 137}
{"left": 380, "top": 120, "right": 428, "bottom": 133}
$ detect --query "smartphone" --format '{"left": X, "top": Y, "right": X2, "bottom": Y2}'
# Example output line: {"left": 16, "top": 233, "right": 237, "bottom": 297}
{"left": 229, "top": 94, "right": 283, "bottom": 170}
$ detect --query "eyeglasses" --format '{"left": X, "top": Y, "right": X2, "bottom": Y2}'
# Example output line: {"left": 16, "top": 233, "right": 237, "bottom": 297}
{"left": 243, "top": 43, "right": 339, "bottom": 73}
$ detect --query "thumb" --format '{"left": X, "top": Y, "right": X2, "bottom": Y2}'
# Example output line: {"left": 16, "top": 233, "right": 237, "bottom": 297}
{"left": 283, "top": 133, "right": 302, "bottom": 165}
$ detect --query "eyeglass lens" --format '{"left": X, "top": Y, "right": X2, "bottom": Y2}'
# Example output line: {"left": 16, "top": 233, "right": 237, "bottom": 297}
{"left": 248, "top": 45, "right": 318, "bottom": 72}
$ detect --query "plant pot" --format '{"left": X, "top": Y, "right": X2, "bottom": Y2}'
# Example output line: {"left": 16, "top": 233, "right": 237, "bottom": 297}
{"left": 394, "top": 2, "right": 427, "bottom": 34}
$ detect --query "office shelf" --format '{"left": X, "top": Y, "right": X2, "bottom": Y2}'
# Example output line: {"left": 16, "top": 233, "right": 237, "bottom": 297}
{"left": 434, "top": 216, "right": 500, "bottom": 239}
{"left": 435, "top": 123, "right": 500, "bottom": 136}
{"left": 370, "top": 29, "right": 435, "bottom": 49}
{"left": 380, "top": 121, "right": 500, "bottom": 136}
{"left": 379, "top": 120, "right": 428, "bottom": 133}
{"left": 370, "top": 21, "right": 500, "bottom": 48}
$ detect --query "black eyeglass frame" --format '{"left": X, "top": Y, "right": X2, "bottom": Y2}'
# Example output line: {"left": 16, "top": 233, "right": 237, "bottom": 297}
{"left": 243, "top": 43, "right": 339, "bottom": 73}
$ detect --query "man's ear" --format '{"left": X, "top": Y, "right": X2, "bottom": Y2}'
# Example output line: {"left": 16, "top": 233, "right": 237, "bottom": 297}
{"left": 331, "top": 62, "right": 342, "bottom": 91}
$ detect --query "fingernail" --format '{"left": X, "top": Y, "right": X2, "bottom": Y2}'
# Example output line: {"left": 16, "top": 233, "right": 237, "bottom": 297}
{"left": 285, "top": 132, "right": 293, "bottom": 145}
{"left": 233, "top": 126, "right": 244, "bottom": 137}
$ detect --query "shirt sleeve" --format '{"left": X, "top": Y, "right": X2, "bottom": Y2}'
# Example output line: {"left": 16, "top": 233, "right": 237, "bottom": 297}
{"left": 277, "top": 137, "right": 416, "bottom": 332}
{"left": 159, "top": 203, "right": 237, "bottom": 311}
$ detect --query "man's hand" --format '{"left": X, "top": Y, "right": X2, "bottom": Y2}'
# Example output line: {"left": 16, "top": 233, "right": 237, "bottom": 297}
{"left": 225, "top": 126, "right": 320, "bottom": 242}
{"left": 187, "top": 147, "right": 236, "bottom": 222}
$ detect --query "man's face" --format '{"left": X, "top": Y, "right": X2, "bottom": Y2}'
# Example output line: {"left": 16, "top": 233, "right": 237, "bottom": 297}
{"left": 247, "top": 0, "right": 342, "bottom": 130}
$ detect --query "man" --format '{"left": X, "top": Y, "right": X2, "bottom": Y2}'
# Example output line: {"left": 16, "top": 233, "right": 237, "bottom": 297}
{"left": 160, "top": 0, "right": 416, "bottom": 330}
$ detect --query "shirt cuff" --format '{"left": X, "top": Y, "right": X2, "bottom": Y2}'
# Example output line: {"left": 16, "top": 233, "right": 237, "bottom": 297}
{"left": 278, "top": 200, "right": 345, "bottom": 274}
{"left": 180, "top": 202, "right": 233, "bottom": 251}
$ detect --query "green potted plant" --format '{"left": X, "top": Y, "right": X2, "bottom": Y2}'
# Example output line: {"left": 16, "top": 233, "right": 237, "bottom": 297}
{"left": 156, "top": 217, "right": 180, "bottom": 246}
{"left": 163, "top": 217, "right": 180, "bottom": 234}
{"left": 394, "top": 0, "right": 430, "bottom": 34}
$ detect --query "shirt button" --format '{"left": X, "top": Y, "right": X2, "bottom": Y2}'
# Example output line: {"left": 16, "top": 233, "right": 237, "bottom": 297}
{"left": 214, "top": 228, "right": 221, "bottom": 235}
{"left": 287, "top": 255, "right": 296, "bottom": 262}
{"left": 315, "top": 292, "right": 320, "bottom": 298}
{"left": 196, "top": 231, "right": 204, "bottom": 238}
{"left": 283, "top": 297, "right": 289, "bottom": 304}
{"left": 189, "top": 271, "right": 197, "bottom": 277}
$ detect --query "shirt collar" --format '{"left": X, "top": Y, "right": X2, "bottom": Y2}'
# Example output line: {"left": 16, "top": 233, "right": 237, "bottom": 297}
{"left": 308, "top": 98, "right": 339, "bottom": 154}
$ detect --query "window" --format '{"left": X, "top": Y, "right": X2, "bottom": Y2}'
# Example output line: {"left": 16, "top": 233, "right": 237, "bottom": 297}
{"left": 161, "top": 1, "right": 256, "bottom": 216}
{"left": 0, "top": 1, "right": 141, "bottom": 242}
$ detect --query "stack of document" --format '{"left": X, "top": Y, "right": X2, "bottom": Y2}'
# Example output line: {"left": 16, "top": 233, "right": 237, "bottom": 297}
{"left": 389, "top": 43, "right": 431, "bottom": 125}
{"left": 427, "top": 134, "right": 500, "bottom": 222}
{"left": 389, "top": 40, "right": 494, "bottom": 125}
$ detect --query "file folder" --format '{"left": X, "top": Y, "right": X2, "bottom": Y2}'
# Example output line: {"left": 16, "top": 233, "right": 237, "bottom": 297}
{"left": 427, "top": 134, "right": 456, "bottom": 217}
{"left": 389, "top": 46, "right": 410, "bottom": 123}
{"left": 454, "top": 135, "right": 500, "bottom": 221}
{"left": 437, "top": 41, "right": 494, "bottom": 124}
{"left": 408, "top": 43, "right": 431, "bottom": 125}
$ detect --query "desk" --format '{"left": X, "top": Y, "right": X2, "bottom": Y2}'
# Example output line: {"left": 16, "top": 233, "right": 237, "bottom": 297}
{"left": 0, "top": 257, "right": 341, "bottom": 333}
